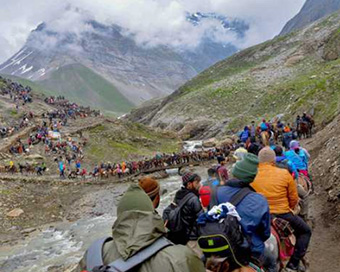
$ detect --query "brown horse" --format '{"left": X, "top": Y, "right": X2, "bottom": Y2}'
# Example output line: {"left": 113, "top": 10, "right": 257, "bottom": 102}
{"left": 98, "top": 168, "right": 109, "bottom": 179}
{"left": 308, "top": 117, "right": 315, "bottom": 136}
{"left": 260, "top": 131, "right": 270, "bottom": 146}
{"left": 5, "top": 165, "right": 17, "bottom": 174}
{"left": 297, "top": 122, "right": 310, "bottom": 139}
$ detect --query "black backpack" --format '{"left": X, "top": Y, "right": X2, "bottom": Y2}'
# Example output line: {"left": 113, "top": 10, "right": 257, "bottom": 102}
{"left": 162, "top": 193, "right": 196, "bottom": 244}
{"left": 84, "top": 236, "right": 173, "bottom": 272}
{"left": 197, "top": 187, "right": 252, "bottom": 267}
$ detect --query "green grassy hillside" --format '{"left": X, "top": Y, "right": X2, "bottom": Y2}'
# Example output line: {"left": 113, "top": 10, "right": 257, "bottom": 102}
{"left": 84, "top": 121, "right": 180, "bottom": 163}
{"left": 129, "top": 11, "right": 340, "bottom": 138}
{"left": 39, "top": 64, "right": 134, "bottom": 115}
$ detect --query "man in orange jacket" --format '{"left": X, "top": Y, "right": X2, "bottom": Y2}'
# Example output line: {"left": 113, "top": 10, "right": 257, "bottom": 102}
{"left": 251, "top": 147, "right": 311, "bottom": 272}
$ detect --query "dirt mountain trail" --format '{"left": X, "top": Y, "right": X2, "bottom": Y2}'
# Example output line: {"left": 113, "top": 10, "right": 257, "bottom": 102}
{"left": 308, "top": 192, "right": 340, "bottom": 272}
{"left": 0, "top": 95, "right": 17, "bottom": 110}
{"left": 300, "top": 119, "right": 340, "bottom": 272}
{"left": 0, "top": 126, "right": 36, "bottom": 153}
{"left": 59, "top": 116, "right": 105, "bottom": 135}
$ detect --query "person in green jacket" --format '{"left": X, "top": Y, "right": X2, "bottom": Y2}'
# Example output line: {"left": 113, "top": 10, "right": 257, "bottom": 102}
{"left": 73, "top": 184, "right": 205, "bottom": 272}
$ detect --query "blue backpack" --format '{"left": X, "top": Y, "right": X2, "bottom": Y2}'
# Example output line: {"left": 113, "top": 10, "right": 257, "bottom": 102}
{"left": 241, "top": 130, "right": 249, "bottom": 142}
{"left": 260, "top": 123, "right": 268, "bottom": 131}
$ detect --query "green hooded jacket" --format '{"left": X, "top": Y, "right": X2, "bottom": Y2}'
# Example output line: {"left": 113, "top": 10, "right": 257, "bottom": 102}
{"left": 74, "top": 185, "right": 205, "bottom": 272}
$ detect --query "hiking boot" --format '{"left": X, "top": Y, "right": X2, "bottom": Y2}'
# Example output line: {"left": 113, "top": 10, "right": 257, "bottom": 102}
{"left": 285, "top": 262, "right": 306, "bottom": 272}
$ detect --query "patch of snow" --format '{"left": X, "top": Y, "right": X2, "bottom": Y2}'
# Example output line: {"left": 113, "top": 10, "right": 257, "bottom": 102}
{"left": 20, "top": 64, "right": 34, "bottom": 74}
{"left": 14, "top": 51, "right": 34, "bottom": 65}
{"left": 10, "top": 47, "right": 27, "bottom": 61}
{"left": 117, "top": 114, "right": 127, "bottom": 120}
{"left": 38, "top": 68, "right": 46, "bottom": 75}
{"left": 33, "top": 68, "right": 46, "bottom": 79}
{"left": 0, "top": 50, "right": 34, "bottom": 72}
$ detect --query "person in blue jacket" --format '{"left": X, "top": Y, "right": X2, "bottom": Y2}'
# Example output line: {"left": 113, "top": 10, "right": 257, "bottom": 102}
{"left": 284, "top": 140, "right": 308, "bottom": 172}
{"left": 240, "top": 126, "right": 250, "bottom": 143}
{"left": 214, "top": 153, "right": 274, "bottom": 271}
{"left": 274, "top": 146, "right": 299, "bottom": 180}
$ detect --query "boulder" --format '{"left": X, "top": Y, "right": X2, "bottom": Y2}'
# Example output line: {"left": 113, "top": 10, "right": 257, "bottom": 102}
{"left": 7, "top": 208, "right": 24, "bottom": 217}
{"left": 179, "top": 121, "right": 210, "bottom": 140}
{"left": 285, "top": 55, "right": 304, "bottom": 66}
{"left": 203, "top": 138, "right": 217, "bottom": 148}
{"left": 21, "top": 227, "right": 36, "bottom": 235}
{"left": 25, "top": 154, "right": 44, "bottom": 160}
{"left": 219, "top": 137, "right": 234, "bottom": 147}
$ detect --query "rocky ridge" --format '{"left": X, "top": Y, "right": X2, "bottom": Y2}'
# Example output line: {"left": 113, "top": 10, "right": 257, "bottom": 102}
{"left": 280, "top": 0, "right": 340, "bottom": 35}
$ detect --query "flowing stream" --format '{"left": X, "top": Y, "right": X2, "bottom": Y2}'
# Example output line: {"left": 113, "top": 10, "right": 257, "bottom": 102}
{"left": 0, "top": 166, "right": 208, "bottom": 272}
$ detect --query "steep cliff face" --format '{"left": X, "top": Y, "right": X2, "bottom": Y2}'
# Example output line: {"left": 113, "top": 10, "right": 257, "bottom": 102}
{"left": 280, "top": 0, "right": 340, "bottom": 35}
{"left": 0, "top": 13, "right": 245, "bottom": 111}
{"left": 128, "top": 11, "right": 340, "bottom": 139}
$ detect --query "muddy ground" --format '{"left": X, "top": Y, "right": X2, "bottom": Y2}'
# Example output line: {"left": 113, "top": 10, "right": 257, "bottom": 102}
{"left": 0, "top": 178, "right": 129, "bottom": 245}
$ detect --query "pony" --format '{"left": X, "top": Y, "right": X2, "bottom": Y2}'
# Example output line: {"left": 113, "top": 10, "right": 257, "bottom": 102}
{"left": 260, "top": 131, "right": 270, "bottom": 146}
{"left": 297, "top": 122, "right": 310, "bottom": 139}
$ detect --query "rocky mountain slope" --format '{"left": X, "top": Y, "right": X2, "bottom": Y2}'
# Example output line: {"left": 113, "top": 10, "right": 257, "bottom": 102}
{"left": 0, "top": 13, "right": 245, "bottom": 111}
{"left": 128, "top": 11, "right": 340, "bottom": 139}
{"left": 280, "top": 0, "right": 340, "bottom": 35}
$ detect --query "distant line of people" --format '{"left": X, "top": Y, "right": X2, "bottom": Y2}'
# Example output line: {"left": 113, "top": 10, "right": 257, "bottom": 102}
{"left": 44, "top": 96, "right": 101, "bottom": 118}
{"left": 0, "top": 76, "right": 33, "bottom": 105}
{"left": 239, "top": 114, "right": 314, "bottom": 150}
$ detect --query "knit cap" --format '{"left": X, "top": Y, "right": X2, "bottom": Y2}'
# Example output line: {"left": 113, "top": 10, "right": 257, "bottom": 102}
{"left": 182, "top": 172, "right": 199, "bottom": 185}
{"left": 232, "top": 153, "right": 259, "bottom": 183}
{"left": 258, "top": 147, "right": 276, "bottom": 163}
{"left": 289, "top": 140, "right": 300, "bottom": 150}
{"left": 138, "top": 176, "right": 160, "bottom": 199}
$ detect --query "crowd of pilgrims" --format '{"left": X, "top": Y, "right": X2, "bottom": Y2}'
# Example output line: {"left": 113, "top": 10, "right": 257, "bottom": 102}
{"left": 0, "top": 77, "right": 314, "bottom": 271}
{"left": 70, "top": 115, "right": 314, "bottom": 272}
{"left": 0, "top": 76, "right": 34, "bottom": 138}
{"left": 44, "top": 96, "right": 101, "bottom": 119}
{"left": 82, "top": 146, "right": 231, "bottom": 180}
{"left": 5, "top": 119, "right": 87, "bottom": 176}
{"left": 0, "top": 76, "right": 101, "bottom": 176}
{"left": 238, "top": 114, "right": 314, "bottom": 150}
{"left": 0, "top": 76, "right": 33, "bottom": 105}
{"left": 72, "top": 135, "right": 313, "bottom": 272}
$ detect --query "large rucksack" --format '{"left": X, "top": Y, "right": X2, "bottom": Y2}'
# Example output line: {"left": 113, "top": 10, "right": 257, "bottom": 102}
{"left": 84, "top": 236, "right": 173, "bottom": 272}
{"left": 197, "top": 188, "right": 253, "bottom": 267}
{"left": 162, "top": 193, "right": 196, "bottom": 244}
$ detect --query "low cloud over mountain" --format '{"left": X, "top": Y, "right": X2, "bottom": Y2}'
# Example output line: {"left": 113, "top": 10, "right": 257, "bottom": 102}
{"left": 0, "top": 0, "right": 304, "bottom": 63}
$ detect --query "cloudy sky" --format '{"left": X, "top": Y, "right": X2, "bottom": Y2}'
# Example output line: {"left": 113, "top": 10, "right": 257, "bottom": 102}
{"left": 0, "top": 0, "right": 305, "bottom": 63}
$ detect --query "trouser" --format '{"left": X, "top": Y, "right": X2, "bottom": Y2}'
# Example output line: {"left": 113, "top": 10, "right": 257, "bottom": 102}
{"left": 276, "top": 213, "right": 312, "bottom": 267}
